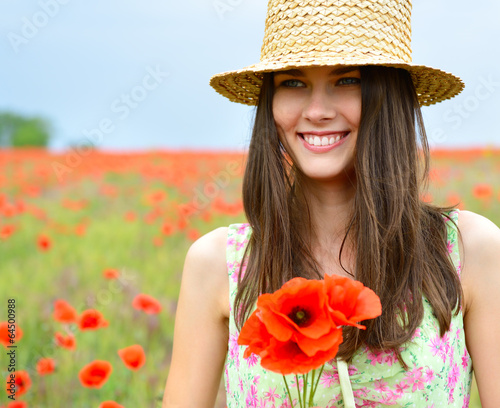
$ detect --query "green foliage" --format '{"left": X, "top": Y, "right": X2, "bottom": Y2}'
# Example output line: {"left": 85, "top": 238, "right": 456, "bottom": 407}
{"left": 0, "top": 112, "right": 51, "bottom": 147}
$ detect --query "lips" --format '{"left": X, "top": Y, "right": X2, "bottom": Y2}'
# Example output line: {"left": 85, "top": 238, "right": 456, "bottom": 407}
{"left": 298, "top": 132, "right": 349, "bottom": 147}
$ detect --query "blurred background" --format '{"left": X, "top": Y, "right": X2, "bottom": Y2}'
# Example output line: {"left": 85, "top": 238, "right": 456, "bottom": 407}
{"left": 1, "top": 1, "right": 499, "bottom": 407}
{"left": 1, "top": 0, "right": 500, "bottom": 151}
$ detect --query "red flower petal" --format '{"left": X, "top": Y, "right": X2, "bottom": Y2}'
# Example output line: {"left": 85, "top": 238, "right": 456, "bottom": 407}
{"left": 53, "top": 299, "right": 78, "bottom": 324}
{"left": 0, "top": 322, "right": 23, "bottom": 348}
{"left": 37, "top": 234, "right": 51, "bottom": 251}
{"left": 4, "top": 370, "right": 31, "bottom": 398}
{"left": 117, "top": 345, "right": 146, "bottom": 371}
{"left": 78, "top": 309, "right": 109, "bottom": 331}
{"left": 7, "top": 401, "right": 28, "bottom": 408}
{"left": 78, "top": 360, "right": 112, "bottom": 388}
{"left": 237, "top": 311, "right": 273, "bottom": 359}
{"left": 260, "top": 336, "right": 342, "bottom": 375}
{"left": 54, "top": 331, "right": 76, "bottom": 351}
{"left": 103, "top": 268, "right": 120, "bottom": 279}
{"left": 36, "top": 357, "right": 56, "bottom": 375}
{"left": 132, "top": 294, "right": 162, "bottom": 314}
{"left": 99, "top": 401, "right": 125, "bottom": 408}
{"left": 324, "top": 274, "right": 382, "bottom": 329}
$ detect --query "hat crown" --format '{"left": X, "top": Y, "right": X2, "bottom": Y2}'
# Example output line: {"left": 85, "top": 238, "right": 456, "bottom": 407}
{"left": 261, "top": 0, "right": 413, "bottom": 65}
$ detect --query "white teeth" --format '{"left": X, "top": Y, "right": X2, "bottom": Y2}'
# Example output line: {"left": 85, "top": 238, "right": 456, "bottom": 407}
{"left": 302, "top": 133, "right": 347, "bottom": 146}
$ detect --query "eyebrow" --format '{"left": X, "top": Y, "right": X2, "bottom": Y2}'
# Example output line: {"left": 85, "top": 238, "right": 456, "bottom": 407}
{"left": 274, "top": 66, "right": 359, "bottom": 77}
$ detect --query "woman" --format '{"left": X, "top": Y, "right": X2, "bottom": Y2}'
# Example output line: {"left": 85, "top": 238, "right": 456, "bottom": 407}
{"left": 163, "top": 1, "right": 500, "bottom": 407}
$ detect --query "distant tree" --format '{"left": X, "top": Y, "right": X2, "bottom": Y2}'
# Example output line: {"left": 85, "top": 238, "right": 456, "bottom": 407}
{"left": 0, "top": 112, "right": 51, "bottom": 147}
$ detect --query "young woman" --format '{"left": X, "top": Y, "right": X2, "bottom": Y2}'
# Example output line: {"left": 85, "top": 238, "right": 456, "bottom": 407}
{"left": 163, "top": 1, "right": 500, "bottom": 407}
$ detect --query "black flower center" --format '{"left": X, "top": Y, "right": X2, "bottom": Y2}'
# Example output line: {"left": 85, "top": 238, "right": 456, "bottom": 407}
{"left": 289, "top": 307, "right": 311, "bottom": 326}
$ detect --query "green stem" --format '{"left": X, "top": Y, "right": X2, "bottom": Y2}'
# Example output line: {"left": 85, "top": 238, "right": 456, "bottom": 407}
{"left": 311, "top": 364, "right": 325, "bottom": 400}
{"left": 283, "top": 375, "right": 295, "bottom": 408}
{"left": 303, "top": 372, "right": 308, "bottom": 407}
{"left": 295, "top": 374, "right": 304, "bottom": 408}
{"left": 308, "top": 369, "right": 316, "bottom": 407}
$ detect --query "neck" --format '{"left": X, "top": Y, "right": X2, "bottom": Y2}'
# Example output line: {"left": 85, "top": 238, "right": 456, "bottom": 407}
{"left": 299, "top": 174, "right": 355, "bottom": 237}
{"left": 293, "top": 173, "right": 357, "bottom": 276}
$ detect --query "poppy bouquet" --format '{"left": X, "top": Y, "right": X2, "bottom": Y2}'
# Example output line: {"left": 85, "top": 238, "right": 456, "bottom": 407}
{"left": 238, "top": 274, "right": 382, "bottom": 408}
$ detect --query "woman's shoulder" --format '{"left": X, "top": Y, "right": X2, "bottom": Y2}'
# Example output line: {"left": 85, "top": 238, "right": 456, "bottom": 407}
{"left": 182, "top": 227, "right": 229, "bottom": 308}
{"left": 457, "top": 210, "right": 500, "bottom": 255}
{"left": 457, "top": 210, "right": 500, "bottom": 311}
{"left": 185, "top": 227, "right": 228, "bottom": 269}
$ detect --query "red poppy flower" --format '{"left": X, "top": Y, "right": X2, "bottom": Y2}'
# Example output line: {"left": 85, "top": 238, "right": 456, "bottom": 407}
{"left": 239, "top": 277, "right": 343, "bottom": 374}
{"left": 78, "top": 309, "right": 108, "bottom": 331}
{"left": 53, "top": 299, "right": 78, "bottom": 324}
{"left": 103, "top": 268, "right": 120, "bottom": 279}
{"left": 117, "top": 344, "right": 146, "bottom": 371}
{"left": 99, "top": 401, "right": 124, "bottom": 408}
{"left": 5, "top": 370, "right": 31, "bottom": 398}
{"left": 0, "top": 224, "right": 16, "bottom": 240}
{"left": 37, "top": 234, "right": 51, "bottom": 251}
{"left": 79, "top": 360, "right": 112, "bottom": 388}
{"left": 187, "top": 228, "right": 201, "bottom": 242}
{"left": 147, "top": 190, "right": 166, "bottom": 205}
{"left": 0, "top": 322, "right": 23, "bottom": 347}
{"left": 132, "top": 294, "right": 162, "bottom": 314}
{"left": 239, "top": 276, "right": 381, "bottom": 375}
{"left": 324, "top": 274, "right": 382, "bottom": 329}
{"left": 54, "top": 331, "right": 76, "bottom": 351}
{"left": 124, "top": 211, "right": 136, "bottom": 222}
{"left": 7, "top": 401, "right": 28, "bottom": 408}
{"left": 36, "top": 357, "right": 56, "bottom": 375}
{"left": 473, "top": 183, "right": 493, "bottom": 200}
{"left": 74, "top": 223, "right": 86, "bottom": 236}
{"left": 161, "top": 222, "right": 174, "bottom": 236}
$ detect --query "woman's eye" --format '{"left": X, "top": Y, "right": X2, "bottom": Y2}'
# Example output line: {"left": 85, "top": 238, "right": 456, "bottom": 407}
{"left": 338, "top": 77, "right": 361, "bottom": 86}
{"left": 281, "top": 79, "right": 305, "bottom": 88}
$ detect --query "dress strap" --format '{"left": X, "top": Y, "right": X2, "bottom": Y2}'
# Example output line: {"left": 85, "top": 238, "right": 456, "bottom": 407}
{"left": 443, "top": 209, "right": 462, "bottom": 278}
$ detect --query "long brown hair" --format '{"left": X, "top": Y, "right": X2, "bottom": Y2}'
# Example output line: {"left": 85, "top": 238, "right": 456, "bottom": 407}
{"left": 235, "top": 66, "right": 462, "bottom": 366}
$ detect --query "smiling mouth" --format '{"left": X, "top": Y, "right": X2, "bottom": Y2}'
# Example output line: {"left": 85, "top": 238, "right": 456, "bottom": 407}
{"left": 298, "top": 132, "right": 349, "bottom": 146}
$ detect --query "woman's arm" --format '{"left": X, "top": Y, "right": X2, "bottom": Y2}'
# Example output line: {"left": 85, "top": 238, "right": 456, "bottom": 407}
{"left": 459, "top": 210, "right": 500, "bottom": 407}
{"left": 162, "top": 227, "right": 230, "bottom": 408}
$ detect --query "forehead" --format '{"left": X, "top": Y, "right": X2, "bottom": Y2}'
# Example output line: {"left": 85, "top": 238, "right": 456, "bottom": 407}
{"left": 273, "top": 66, "right": 360, "bottom": 77}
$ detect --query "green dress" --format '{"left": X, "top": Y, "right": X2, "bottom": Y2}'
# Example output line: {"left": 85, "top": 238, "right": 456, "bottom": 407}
{"left": 224, "top": 210, "right": 473, "bottom": 407}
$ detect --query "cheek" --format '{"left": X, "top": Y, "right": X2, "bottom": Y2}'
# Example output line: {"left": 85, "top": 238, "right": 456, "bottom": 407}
{"left": 347, "top": 93, "right": 362, "bottom": 128}
{"left": 273, "top": 93, "right": 302, "bottom": 134}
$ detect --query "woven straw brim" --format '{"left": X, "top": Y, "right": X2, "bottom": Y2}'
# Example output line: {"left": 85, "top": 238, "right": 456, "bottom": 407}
{"left": 210, "top": 59, "right": 464, "bottom": 107}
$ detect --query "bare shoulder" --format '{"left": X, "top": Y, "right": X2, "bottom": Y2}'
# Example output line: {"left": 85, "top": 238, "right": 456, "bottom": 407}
{"left": 186, "top": 226, "right": 228, "bottom": 268}
{"left": 457, "top": 210, "right": 500, "bottom": 310}
{"left": 457, "top": 212, "right": 500, "bottom": 404}
{"left": 457, "top": 210, "right": 500, "bottom": 262}
{"left": 183, "top": 227, "right": 230, "bottom": 316}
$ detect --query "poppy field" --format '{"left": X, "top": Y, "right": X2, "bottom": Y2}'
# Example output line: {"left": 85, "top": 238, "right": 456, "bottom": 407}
{"left": 1, "top": 147, "right": 498, "bottom": 407}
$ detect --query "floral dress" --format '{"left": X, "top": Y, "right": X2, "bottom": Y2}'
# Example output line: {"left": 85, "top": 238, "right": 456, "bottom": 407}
{"left": 224, "top": 210, "right": 473, "bottom": 407}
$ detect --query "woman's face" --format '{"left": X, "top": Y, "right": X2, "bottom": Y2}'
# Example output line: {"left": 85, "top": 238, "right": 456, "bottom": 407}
{"left": 272, "top": 65, "right": 362, "bottom": 182}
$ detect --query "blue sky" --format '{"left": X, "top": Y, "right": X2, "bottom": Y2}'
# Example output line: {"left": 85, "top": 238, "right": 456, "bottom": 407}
{"left": 1, "top": 0, "right": 500, "bottom": 151}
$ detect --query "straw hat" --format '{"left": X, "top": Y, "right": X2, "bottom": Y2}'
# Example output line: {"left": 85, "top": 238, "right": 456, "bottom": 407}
{"left": 209, "top": 0, "right": 464, "bottom": 106}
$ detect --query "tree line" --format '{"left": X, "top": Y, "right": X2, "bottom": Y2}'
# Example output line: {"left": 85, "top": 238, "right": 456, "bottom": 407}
{"left": 0, "top": 112, "right": 51, "bottom": 147}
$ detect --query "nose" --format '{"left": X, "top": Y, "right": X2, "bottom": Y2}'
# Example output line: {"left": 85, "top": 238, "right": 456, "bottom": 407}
{"left": 302, "top": 86, "right": 337, "bottom": 123}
